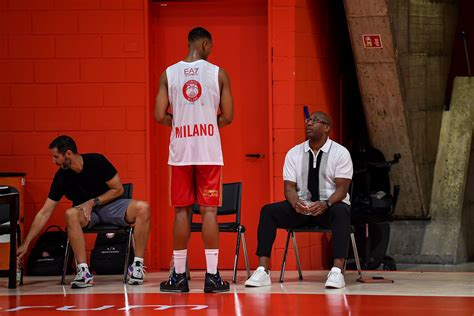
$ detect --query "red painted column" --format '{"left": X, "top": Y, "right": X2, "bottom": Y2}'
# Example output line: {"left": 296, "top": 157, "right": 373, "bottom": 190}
{"left": 271, "top": 0, "right": 340, "bottom": 270}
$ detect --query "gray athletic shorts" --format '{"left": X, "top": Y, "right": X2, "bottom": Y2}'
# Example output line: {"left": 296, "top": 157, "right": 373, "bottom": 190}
{"left": 88, "top": 198, "right": 132, "bottom": 228}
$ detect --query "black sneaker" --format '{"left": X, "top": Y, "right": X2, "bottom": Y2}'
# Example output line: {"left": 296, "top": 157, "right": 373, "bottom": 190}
{"left": 160, "top": 270, "right": 189, "bottom": 293}
{"left": 204, "top": 271, "right": 230, "bottom": 293}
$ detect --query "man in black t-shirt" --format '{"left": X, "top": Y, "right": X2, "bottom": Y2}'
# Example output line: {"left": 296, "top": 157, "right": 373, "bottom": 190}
{"left": 17, "top": 135, "right": 151, "bottom": 289}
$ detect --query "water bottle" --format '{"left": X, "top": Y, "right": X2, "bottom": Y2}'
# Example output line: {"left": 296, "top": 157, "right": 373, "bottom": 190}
{"left": 16, "top": 258, "right": 22, "bottom": 286}
{"left": 301, "top": 189, "right": 314, "bottom": 207}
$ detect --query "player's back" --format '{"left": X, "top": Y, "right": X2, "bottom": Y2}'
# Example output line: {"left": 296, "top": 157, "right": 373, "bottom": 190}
{"left": 166, "top": 59, "right": 223, "bottom": 166}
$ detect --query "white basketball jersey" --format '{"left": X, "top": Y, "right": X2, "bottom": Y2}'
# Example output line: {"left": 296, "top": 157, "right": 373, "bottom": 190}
{"left": 166, "top": 59, "right": 223, "bottom": 165}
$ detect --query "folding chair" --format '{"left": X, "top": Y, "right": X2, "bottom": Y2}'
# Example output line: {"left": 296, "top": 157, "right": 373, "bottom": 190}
{"left": 187, "top": 182, "right": 251, "bottom": 283}
{"left": 60, "top": 183, "right": 134, "bottom": 285}
{"left": 279, "top": 183, "right": 363, "bottom": 283}
{"left": 279, "top": 225, "right": 362, "bottom": 283}
{"left": 0, "top": 186, "right": 21, "bottom": 288}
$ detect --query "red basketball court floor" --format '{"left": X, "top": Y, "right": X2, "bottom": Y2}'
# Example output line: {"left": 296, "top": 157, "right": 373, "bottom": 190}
{"left": 1, "top": 269, "right": 473, "bottom": 315}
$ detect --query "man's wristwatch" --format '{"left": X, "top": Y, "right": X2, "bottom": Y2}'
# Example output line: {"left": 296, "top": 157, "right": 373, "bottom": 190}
{"left": 93, "top": 197, "right": 100, "bottom": 208}
{"left": 325, "top": 200, "right": 332, "bottom": 208}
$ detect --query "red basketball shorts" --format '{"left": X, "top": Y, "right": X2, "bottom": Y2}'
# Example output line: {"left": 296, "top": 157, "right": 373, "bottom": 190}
{"left": 169, "top": 165, "right": 222, "bottom": 207}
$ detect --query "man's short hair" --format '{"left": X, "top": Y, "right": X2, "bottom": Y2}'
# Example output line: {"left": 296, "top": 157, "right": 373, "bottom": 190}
{"left": 188, "top": 27, "right": 212, "bottom": 42}
{"left": 314, "top": 112, "right": 332, "bottom": 126}
{"left": 49, "top": 135, "right": 77, "bottom": 154}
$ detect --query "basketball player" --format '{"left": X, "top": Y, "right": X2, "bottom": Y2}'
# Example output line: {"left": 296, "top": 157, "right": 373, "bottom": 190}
{"left": 155, "top": 27, "right": 234, "bottom": 293}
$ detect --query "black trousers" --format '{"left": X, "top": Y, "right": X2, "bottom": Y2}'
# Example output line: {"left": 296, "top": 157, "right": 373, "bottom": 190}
{"left": 256, "top": 201, "right": 351, "bottom": 259}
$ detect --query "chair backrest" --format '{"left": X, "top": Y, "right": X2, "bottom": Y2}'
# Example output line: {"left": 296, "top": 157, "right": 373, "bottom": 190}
{"left": 122, "top": 183, "right": 133, "bottom": 199}
{"left": 192, "top": 182, "right": 243, "bottom": 222}
{"left": 0, "top": 187, "right": 19, "bottom": 225}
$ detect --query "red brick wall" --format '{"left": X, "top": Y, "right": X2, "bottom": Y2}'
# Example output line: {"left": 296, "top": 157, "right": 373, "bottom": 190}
{"left": 271, "top": 0, "right": 341, "bottom": 270}
{"left": 0, "top": 0, "right": 343, "bottom": 272}
{"left": 0, "top": 0, "right": 149, "bottom": 261}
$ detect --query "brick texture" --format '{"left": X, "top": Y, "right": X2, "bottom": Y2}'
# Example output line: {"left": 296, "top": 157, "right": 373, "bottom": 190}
{"left": 0, "top": 1, "right": 148, "bottom": 266}
{"left": 1, "top": 0, "right": 340, "bottom": 272}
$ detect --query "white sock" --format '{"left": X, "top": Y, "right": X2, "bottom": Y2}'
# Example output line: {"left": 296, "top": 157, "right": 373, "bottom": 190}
{"left": 77, "top": 263, "right": 89, "bottom": 271}
{"left": 205, "top": 249, "right": 219, "bottom": 274}
{"left": 134, "top": 257, "right": 144, "bottom": 264}
{"left": 173, "top": 249, "right": 187, "bottom": 274}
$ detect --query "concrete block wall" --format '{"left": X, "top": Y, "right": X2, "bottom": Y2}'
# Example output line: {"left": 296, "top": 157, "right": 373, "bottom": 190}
{"left": 390, "top": 0, "right": 458, "bottom": 212}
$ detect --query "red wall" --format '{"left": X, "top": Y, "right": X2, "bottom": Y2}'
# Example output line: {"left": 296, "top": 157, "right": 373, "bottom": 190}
{"left": 270, "top": 0, "right": 341, "bottom": 270}
{"left": 0, "top": 0, "right": 342, "bottom": 271}
{"left": 0, "top": 0, "right": 150, "bottom": 261}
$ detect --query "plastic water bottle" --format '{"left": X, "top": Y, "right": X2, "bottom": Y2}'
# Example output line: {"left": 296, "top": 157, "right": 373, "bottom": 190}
{"left": 301, "top": 190, "right": 314, "bottom": 207}
{"left": 16, "top": 258, "right": 22, "bottom": 286}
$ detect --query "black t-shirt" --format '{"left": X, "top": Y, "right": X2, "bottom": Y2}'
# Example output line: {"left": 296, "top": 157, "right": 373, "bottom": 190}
{"left": 48, "top": 153, "right": 117, "bottom": 206}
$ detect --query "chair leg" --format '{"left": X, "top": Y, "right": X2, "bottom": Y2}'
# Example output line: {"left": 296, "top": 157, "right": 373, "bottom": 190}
{"left": 241, "top": 232, "right": 251, "bottom": 278}
{"left": 351, "top": 232, "right": 363, "bottom": 279}
{"left": 291, "top": 231, "right": 303, "bottom": 280}
{"left": 123, "top": 228, "right": 133, "bottom": 284}
{"left": 8, "top": 227, "right": 17, "bottom": 289}
{"left": 16, "top": 225, "right": 23, "bottom": 285}
{"left": 279, "top": 230, "right": 292, "bottom": 283}
{"left": 233, "top": 228, "right": 242, "bottom": 283}
{"left": 61, "top": 238, "right": 71, "bottom": 285}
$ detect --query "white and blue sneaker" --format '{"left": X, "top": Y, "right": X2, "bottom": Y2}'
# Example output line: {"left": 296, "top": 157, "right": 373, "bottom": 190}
{"left": 71, "top": 266, "right": 94, "bottom": 289}
{"left": 127, "top": 261, "right": 146, "bottom": 285}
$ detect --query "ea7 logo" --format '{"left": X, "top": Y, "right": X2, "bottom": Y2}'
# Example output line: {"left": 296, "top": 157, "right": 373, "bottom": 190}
{"left": 184, "top": 67, "right": 199, "bottom": 76}
{"left": 2, "top": 305, "right": 208, "bottom": 312}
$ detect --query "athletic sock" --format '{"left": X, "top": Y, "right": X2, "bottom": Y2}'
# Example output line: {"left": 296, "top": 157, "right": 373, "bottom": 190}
{"left": 173, "top": 249, "right": 188, "bottom": 274}
{"left": 205, "top": 249, "right": 219, "bottom": 274}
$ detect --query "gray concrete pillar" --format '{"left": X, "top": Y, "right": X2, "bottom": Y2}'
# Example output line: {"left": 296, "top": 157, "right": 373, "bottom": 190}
{"left": 421, "top": 77, "right": 474, "bottom": 263}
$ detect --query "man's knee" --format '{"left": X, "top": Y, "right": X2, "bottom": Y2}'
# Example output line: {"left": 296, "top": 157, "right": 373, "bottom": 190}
{"left": 175, "top": 206, "right": 191, "bottom": 221}
{"left": 65, "top": 207, "right": 80, "bottom": 225}
{"left": 134, "top": 200, "right": 150, "bottom": 221}
{"left": 259, "top": 203, "right": 275, "bottom": 221}
{"left": 199, "top": 206, "right": 217, "bottom": 216}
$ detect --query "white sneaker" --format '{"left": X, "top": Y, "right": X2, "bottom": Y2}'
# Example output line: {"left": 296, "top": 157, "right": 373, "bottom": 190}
{"left": 245, "top": 266, "right": 271, "bottom": 287}
{"left": 71, "top": 266, "right": 94, "bottom": 289}
{"left": 325, "top": 267, "right": 345, "bottom": 289}
{"left": 127, "top": 261, "right": 146, "bottom": 285}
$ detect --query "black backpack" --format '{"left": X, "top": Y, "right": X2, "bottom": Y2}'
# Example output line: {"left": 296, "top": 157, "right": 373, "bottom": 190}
{"left": 27, "top": 225, "right": 69, "bottom": 276}
{"left": 350, "top": 145, "right": 400, "bottom": 223}
{"left": 90, "top": 232, "right": 134, "bottom": 275}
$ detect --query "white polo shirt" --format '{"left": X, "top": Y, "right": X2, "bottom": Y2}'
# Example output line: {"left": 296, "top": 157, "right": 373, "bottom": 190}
{"left": 283, "top": 138, "right": 353, "bottom": 205}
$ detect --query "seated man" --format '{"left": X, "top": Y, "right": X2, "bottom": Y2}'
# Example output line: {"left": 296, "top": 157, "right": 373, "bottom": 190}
{"left": 17, "top": 135, "right": 151, "bottom": 288}
{"left": 245, "top": 112, "right": 353, "bottom": 289}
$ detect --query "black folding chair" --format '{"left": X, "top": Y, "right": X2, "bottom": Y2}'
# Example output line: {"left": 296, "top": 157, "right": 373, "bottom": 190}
{"left": 187, "top": 182, "right": 251, "bottom": 283}
{"left": 279, "top": 225, "right": 362, "bottom": 283}
{"left": 61, "top": 183, "right": 134, "bottom": 285}
{"left": 279, "top": 184, "right": 363, "bottom": 283}
{"left": 0, "top": 186, "right": 21, "bottom": 288}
